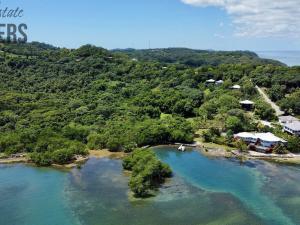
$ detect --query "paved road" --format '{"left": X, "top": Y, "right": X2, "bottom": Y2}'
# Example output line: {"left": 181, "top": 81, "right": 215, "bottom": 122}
{"left": 255, "top": 85, "right": 284, "bottom": 116}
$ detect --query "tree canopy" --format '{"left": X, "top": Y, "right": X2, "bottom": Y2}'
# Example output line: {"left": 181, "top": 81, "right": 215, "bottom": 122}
{"left": 0, "top": 42, "right": 299, "bottom": 164}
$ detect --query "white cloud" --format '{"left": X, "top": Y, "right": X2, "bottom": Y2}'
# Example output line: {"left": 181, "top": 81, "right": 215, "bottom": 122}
{"left": 181, "top": 0, "right": 300, "bottom": 38}
{"left": 214, "top": 33, "right": 225, "bottom": 38}
{"left": 182, "top": 0, "right": 225, "bottom": 7}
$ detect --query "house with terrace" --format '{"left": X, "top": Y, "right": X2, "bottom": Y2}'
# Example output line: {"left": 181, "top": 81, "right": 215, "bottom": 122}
{"left": 234, "top": 132, "right": 287, "bottom": 153}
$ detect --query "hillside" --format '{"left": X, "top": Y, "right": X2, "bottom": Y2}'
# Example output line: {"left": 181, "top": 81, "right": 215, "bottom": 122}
{"left": 0, "top": 42, "right": 299, "bottom": 166}
{"left": 112, "top": 48, "right": 285, "bottom": 67}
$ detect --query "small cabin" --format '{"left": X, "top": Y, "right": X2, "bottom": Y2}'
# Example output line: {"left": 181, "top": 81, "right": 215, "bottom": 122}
{"left": 240, "top": 100, "right": 254, "bottom": 111}
{"left": 206, "top": 79, "right": 215, "bottom": 83}
{"left": 231, "top": 85, "right": 241, "bottom": 90}
{"left": 215, "top": 80, "right": 224, "bottom": 85}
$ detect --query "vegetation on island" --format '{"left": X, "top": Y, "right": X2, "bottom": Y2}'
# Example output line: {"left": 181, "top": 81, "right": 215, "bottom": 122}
{"left": 0, "top": 42, "right": 299, "bottom": 168}
{"left": 113, "top": 48, "right": 284, "bottom": 67}
{"left": 123, "top": 148, "right": 172, "bottom": 197}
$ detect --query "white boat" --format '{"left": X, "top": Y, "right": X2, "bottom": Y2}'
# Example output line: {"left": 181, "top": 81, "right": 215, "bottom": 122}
{"left": 178, "top": 145, "right": 186, "bottom": 152}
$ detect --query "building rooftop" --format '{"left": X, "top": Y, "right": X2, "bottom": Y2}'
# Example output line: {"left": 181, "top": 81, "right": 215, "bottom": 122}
{"left": 279, "top": 116, "right": 299, "bottom": 123}
{"left": 256, "top": 133, "right": 286, "bottom": 143}
{"left": 284, "top": 121, "right": 300, "bottom": 131}
{"left": 235, "top": 132, "right": 256, "bottom": 139}
{"left": 240, "top": 100, "right": 254, "bottom": 105}
{"left": 232, "top": 85, "right": 241, "bottom": 89}
{"left": 235, "top": 132, "right": 287, "bottom": 143}
{"left": 206, "top": 79, "right": 215, "bottom": 83}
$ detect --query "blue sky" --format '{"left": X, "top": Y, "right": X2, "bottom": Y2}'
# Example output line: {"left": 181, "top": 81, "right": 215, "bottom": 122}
{"left": 2, "top": 0, "right": 300, "bottom": 50}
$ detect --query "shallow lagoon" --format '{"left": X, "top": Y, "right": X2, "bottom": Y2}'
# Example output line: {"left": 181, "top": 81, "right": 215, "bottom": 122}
{"left": 1, "top": 147, "right": 300, "bottom": 225}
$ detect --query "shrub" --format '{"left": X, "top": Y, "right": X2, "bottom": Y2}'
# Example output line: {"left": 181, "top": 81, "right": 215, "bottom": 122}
{"left": 30, "top": 152, "right": 53, "bottom": 166}
{"left": 62, "top": 123, "right": 90, "bottom": 143}
{"left": 255, "top": 100, "right": 276, "bottom": 121}
{"left": 234, "top": 140, "right": 248, "bottom": 152}
{"left": 225, "top": 116, "right": 243, "bottom": 133}
{"left": 286, "top": 136, "right": 300, "bottom": 153}
{"left": 51, "top": 149, "right": 74, "bottom": 164}
{"left": 273, "top": 144, "right": 288, "bottom": 155}
{"left": 123, "top": 149, "right": 172, "bottom": 197}
{"left": 87, "top": 132, "right": 106, "bottom": 150}
{"left": 202, "top": 127, "right": 221, "bottom": 143}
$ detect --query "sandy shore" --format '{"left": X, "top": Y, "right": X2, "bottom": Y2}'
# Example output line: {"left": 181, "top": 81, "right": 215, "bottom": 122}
{"left": 53, "top": 150, "right": 126, "bottom": 169}
{"left": 52, "top": 155, "right": 89, "bottom": 169}
{"left": 195, "top": 141, "right": 235, "bottom": 158}
{"left": 89, "top": 150, "right": 126, "bottom": 159}
{"left": 0, "top": 157, "right": 29, "bottom": 164}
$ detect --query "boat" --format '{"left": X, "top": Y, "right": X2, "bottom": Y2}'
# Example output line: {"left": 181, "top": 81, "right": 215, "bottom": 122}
{"left": 178, "top": 145, "right": 186, "bottom": 152}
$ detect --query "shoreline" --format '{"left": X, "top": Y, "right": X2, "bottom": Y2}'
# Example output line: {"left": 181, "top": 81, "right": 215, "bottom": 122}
{"left": 0, "top": 157, "right": 29, "bottom": 164}
{"left": 157, "top": 142, "right": 300, "bottom": 165}
{"left": 194, "top": 141, "right": 300, "bottom": 165}
{"left": 1, "top": 145, "right": 300, "bottom": 168}
{"left": 89, "top": 149, "right": 126, "bottom": 159}
{"left": 0, "top": 150, "right": 126, "bottom": 169}
{"left": 46, "top": 150, "right": 127, "bottom": 169}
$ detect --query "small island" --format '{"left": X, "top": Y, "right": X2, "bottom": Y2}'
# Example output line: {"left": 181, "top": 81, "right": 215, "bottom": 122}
{"left": 123, "top": 148, "right": 172, "bottom": 197}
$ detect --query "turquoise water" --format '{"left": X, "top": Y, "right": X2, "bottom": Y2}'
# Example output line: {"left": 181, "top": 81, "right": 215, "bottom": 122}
{"left": 156, "top": 148, "right": 299, "bottom": 225}
{"left": 0, "top": 164, "right": 80, "bottom": 225}
{"left": 1, "top": 148, "right": 300, "bottom": 225}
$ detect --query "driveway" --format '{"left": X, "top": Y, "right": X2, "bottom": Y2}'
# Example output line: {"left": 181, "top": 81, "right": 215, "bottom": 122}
{"left": 255, "top": 85, "right": 284, "bottom": 116}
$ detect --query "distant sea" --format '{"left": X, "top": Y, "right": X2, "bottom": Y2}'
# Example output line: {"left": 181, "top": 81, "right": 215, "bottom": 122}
{"left": 256, "top": 51, "right": 300, "bottom": 67}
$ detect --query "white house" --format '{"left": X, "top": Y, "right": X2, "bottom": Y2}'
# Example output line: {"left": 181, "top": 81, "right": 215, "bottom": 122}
{"left": 231, "top": 85, "right": 241, "bottom": 90}
{"left": 234, "top": 132, "right": 287, "bottom": 148}
{"left": 206, "top": 79, "right": 215, "bottom": 83}
{"left": 215, "top": 80, "right": 224, "bottom": 85}
{"left": 284, "top": 121, "right": 300, "bottom": 136}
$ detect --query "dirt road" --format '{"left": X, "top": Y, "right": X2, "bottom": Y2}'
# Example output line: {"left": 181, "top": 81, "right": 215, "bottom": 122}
{"left": 255, "top": 85, "right": 284, "bottom": 116}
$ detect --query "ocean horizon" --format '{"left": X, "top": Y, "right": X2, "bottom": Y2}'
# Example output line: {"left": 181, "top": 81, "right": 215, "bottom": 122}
{"left": 257, "top": 51, "right": 300, "bottom": 67}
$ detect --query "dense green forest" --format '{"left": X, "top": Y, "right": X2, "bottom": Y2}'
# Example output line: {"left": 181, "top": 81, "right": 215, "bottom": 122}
{"left": 113, "top": 48, "right": 285, "bottom": 67}
{"left": 0, "top": 42, "right": 299, "bottom": 166}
